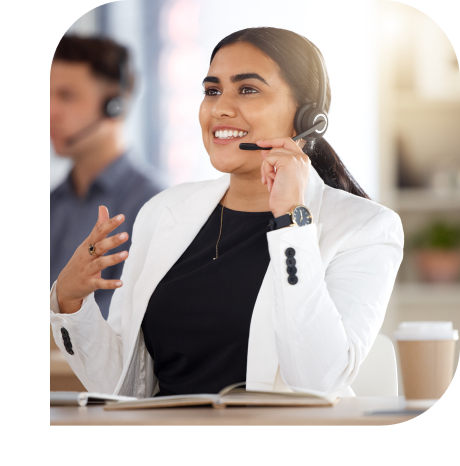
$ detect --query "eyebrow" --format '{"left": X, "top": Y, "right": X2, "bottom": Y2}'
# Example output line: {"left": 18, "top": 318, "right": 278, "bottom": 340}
{"left": 202, "top": 73, "right": 269, "bottom": 86}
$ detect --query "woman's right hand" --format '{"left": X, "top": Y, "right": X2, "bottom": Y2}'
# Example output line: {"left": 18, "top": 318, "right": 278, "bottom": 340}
{"left": 55, "top": 205, "right": 130, "bottom": 314}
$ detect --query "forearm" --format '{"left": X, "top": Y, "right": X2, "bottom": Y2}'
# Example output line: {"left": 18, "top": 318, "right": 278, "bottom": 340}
{"left": 266, "top": 213, "right": 402, "bottom": 394}
{"left": 50, "top": 281, "right": 124, "bottom": 393}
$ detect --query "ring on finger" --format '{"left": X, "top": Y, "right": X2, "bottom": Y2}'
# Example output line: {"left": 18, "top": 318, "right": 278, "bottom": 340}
{"left": 88, "top": 243, "right": 99, "bottom": 257}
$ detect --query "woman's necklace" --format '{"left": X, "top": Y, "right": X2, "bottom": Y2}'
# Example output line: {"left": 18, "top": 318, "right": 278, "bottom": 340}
{"left": 213, "top": 191, "right": 228, "bottom": 260}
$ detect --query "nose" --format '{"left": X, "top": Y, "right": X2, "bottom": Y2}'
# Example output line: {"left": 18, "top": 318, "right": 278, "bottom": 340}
{"left": 211, "top": 90, "right": 237, "bottom": 119}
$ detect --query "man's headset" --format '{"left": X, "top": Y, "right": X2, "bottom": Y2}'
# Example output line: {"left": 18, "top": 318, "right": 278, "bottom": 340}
{"left": 65, "top": 52, "right": 129, "bottom": 147}
{"left": 239, "top": 39, "right": 328, "bottom": 151}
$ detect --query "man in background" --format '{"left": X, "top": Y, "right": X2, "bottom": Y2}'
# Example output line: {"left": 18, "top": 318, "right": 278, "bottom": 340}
{"left": 50, "top": 35, "right": 162, "bottom": 319}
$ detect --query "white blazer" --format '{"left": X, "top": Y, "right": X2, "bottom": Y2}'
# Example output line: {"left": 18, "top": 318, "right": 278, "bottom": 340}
{"left": 50, "top": 160, "right": 404, "bottom": 398}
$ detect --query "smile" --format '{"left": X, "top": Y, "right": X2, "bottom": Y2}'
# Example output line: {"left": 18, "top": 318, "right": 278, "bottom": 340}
{"left": 213, "top": 130, "right": 248, "bottom": 145}
{"left": 214, "top": 129, "right": 248, "bottom": 139}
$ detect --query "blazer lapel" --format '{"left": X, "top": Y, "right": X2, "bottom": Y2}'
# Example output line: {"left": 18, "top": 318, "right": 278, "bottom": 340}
{"left": 130, "top": 174, "right": 231, "bottom": 338}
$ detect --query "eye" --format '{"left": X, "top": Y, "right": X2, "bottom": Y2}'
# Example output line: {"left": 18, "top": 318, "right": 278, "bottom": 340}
{"left": 240, "top": 86, "right": 258, "bottom": 95}
{"left": 203, "top": 86, "right": 258, "bottom": 97}
{"left": 203, "top": 87, "right": 221, "bottom": 97}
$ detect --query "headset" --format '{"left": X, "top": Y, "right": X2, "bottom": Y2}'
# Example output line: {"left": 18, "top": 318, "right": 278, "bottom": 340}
{"left": 65, "top": 52, "right": 129, "bottom": 147}
{"left": 239, "top": 39, "right": 328, "bottom": 151}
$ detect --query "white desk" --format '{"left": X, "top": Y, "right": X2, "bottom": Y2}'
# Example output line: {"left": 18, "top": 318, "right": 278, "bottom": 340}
{"left": 50, "top": 396, "right": 424, "bottom": 426}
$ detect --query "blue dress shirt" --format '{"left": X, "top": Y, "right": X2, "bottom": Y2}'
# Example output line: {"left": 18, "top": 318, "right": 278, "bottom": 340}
{"left": 50, "top": 154, "right": 163, "bottom": 319}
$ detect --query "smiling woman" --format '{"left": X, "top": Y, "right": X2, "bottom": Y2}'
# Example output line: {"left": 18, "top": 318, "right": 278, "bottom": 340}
{"left": 200, "top": 27, "right": 369, "bottom": 210}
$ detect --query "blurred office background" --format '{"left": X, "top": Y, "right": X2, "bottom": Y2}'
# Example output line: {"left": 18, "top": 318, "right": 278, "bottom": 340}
{"left": 50, "top": 0, "right": 460, "bottom": 395}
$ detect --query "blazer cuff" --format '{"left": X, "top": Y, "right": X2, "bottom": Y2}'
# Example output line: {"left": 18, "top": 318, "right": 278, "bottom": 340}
{"left": 50, "top": 280, "right": 95, "bottom": 320}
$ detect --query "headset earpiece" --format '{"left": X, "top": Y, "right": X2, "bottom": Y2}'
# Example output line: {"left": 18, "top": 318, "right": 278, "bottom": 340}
{"left": 293, "top": 40, "right": 329, "bottom": 141}
{"left": 294, "top": 103, "right": 314, "bottom": 135}
{"left": 294, "top": 102, "right": 328, "bottom": 140}
{"left": 103, "top": 96, "right": 125, "bottom": 119}
{"left": 102, "top": 51, "right": 129, "bottom": 119}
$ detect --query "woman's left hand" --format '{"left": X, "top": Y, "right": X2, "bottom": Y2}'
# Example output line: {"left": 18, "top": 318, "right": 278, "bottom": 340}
{"left": 259, "top": 137, "right": 310, "bottom": 218}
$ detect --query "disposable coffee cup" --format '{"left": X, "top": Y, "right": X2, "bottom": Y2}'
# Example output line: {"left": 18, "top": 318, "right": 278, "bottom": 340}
{"left": 395, "top": 322, "right": 458, "bottom": 401}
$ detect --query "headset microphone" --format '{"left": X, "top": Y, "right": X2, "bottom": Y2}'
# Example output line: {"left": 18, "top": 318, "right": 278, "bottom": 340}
{"left": 64, "top": 52, "right": 129, "bottom": 147}
{"left": 239, "top": 39, "right": 328, "bottom": 151}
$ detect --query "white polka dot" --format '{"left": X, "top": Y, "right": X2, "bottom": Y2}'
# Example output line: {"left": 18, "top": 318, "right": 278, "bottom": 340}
{"left": 0, "top": 385, "right": 24, "bottom": 411}
{"left": 224, "top": 442, "right": 248, "bottom": 466}
{"left": 56, "top": 442, "right": 80, "bottom": 466}
{"left": 112, "top": 442, "right": 136, "bottom": 466}
{"left": 0, "top": 218, "right": 24, "bottom": 243}
{"left": 0, "top": 273, "right": 24, "bottom": 298}
{"left": 0, "top": 442, "right": 24, "bottom": 466}
{"left": 168, "top": 442, "right": 192, "bottom": 466}
{"left": 0, "top": 330, "right": 24, "bottom": 354}
{"left": 280, "top": 442, "right": 304, "bottom": 466}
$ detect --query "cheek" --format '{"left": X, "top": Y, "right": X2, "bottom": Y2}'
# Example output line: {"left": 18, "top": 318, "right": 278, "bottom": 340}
{"left": 199, "top": 101, "right": 211, "bottom": 129}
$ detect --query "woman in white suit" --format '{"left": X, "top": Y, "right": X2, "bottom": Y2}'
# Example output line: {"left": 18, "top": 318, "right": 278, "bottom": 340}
{"left": 51, "top": 27, "right": 404, "bottom": 398}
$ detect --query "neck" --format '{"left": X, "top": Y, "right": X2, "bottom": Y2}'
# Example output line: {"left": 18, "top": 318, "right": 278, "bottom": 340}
{"left": 222, "top": 172, "right": 271, "bottom": 212}
{"left": 70, "top": 131, "right": 125, "bottom": 198}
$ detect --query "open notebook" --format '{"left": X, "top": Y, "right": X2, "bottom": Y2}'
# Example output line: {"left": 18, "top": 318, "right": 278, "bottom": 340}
{"left": 103, "top": 382, "right": 339, "bottom": 410}
{"left": 50, "top": 392, "right": 136, "bottom": 407}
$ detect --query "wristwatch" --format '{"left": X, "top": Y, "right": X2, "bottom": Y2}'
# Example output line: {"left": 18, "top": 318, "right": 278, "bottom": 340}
{"left": 269, "top": 205, "right": 313, "bottom": 231}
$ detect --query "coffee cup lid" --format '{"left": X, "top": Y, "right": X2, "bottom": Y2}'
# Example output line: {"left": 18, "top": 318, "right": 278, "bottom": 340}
{"left": 394, "top": 321, "right": 459, "bottom": 341}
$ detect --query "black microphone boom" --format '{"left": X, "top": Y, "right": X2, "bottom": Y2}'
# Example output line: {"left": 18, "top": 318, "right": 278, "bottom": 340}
{"left": 239, "top": 120, "right": 327, "bottom": 151}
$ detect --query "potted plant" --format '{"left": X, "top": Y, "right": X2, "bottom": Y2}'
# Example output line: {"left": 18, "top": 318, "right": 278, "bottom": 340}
{"left": 408, "top": 220, "right": 460, "bottom": 283}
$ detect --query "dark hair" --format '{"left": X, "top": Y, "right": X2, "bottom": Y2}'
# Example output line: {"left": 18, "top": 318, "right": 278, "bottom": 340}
{"left": 211, "top": 27, "right": 370, "bottom": 200}
{"left": 53, "top": 35, "right": 134, "bottom": 95}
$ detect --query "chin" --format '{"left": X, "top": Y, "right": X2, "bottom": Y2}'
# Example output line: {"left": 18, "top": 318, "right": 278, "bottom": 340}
{"left": 51, "top": 142, "right": 67, "bottom": 156}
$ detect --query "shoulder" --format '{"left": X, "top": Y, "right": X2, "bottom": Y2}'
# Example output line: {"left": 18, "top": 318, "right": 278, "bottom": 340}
{"left": 144, "top": 179, "right": 215, "bottom": 210}
{"left": 132, "top": 178, "right": 216, "bottom": 229}
{"left": 114, "top": 162, "right": 168, "bottom": 216}
{"left": 322, "top": 184, "right": 401, "bottom": 225}
{"left": 123, "top": 164, "right": 164, "bottom": 198}
{"left": 321, "top": 185, "right": 403, "bottom": 246}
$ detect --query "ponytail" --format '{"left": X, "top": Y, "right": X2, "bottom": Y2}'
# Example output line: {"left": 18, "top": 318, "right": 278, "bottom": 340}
{"left": 303, "top": 138, "right": 370, "bottom": 199}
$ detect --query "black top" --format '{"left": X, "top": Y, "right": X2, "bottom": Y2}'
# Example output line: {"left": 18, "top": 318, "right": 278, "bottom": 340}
{"left": 141, "top": 203, "right": 274, "bottom": 396}
{"left": 50, "top": 154, "right": 163, "bottom": 319}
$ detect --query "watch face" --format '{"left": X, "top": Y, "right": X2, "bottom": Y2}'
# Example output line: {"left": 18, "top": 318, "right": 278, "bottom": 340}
{"left": 293, "top": 206, "right": 312, "bottom": 226}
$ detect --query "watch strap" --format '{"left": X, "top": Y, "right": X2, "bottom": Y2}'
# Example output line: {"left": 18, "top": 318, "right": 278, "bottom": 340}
{"left": 269, "top": 213, "right": 292, "bottom": 231}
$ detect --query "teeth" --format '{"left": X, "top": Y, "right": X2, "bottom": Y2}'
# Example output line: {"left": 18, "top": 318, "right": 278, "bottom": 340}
{"left": 214, "top": 130, "right": 248, "bottom": 139}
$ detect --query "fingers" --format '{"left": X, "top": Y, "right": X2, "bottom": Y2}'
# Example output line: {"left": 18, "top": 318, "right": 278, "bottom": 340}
{"left": 90, "top": 212, "right": 126, "bottom": 243}
{"left": 93, "top": 232, "right": 129, "bottom": 256}
{"left": 256, "top": 137, "right": 303, "bottom": 153}
{"left": 88, "top": 250, "right": 129, "bottom": 275}
{"left": 95, "top": 205, "right": 110, "bottom": 228}
{"left": 92, "top": 278, "right": 124, "bottom": 290}
{"left": 261, "top": 156, "right": 276, "bottom": 193}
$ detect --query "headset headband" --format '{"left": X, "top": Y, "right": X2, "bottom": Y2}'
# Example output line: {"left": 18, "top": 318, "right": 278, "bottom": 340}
{"left": 305, "top": 39, "right": 327, "bottom": 114}
{"left": 118, "top": 51, "right": 129, "bottom": 95}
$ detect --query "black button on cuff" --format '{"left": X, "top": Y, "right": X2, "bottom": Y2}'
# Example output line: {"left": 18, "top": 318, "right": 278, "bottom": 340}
{"left": 288, "top": 275, "right": 298, "bottom": 285}
{"left": 64, "top": 344, "right": 74, "bottom": 355}
{"left": 60, "top": 327, "right": 74, "bottom": 356}
{"left": 286, "top": 257, "right": 296, "bottom": 267}
{"left": 285, "top": 252, "right": 298, "bottom": 284}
